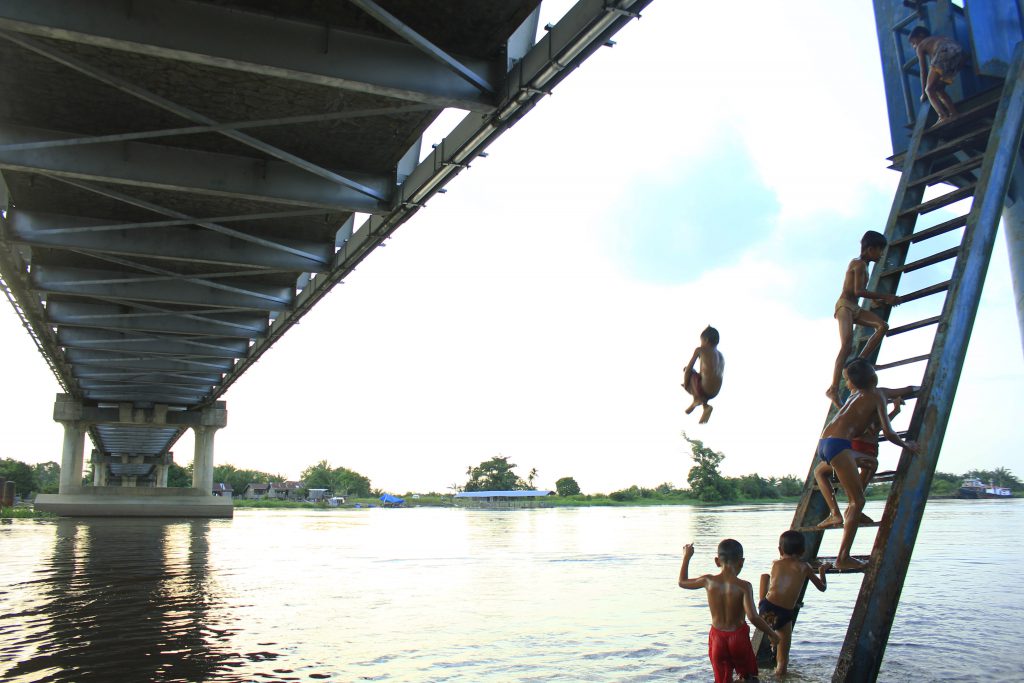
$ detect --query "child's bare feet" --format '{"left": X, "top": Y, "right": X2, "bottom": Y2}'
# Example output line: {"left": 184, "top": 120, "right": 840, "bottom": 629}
{"left": 816, "top": 513, "right": 843, "bottom": 529}
{"left": 684, "top": 399, "right": 698, "bottom": 415}
{"left": 698, "top": 405, "right": 713, "bottom": 424}
{"left": 825, "top": 385, "right": 841, "bottom": 408}
{"left": 834, "top": 555, "right": 867, "bottom": 571}
{"left": 857, "top": 512, "right": 874, "bottom": 524}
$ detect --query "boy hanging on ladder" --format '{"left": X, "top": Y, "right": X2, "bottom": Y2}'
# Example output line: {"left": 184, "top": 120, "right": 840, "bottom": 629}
{"left": 826, "top": 230, "right": 899, "bottom": 408}
{"left": 682, "top": 325, "right": 724, "bottom": 423}
{"left": 816, "top": 359, "right": 919, "bottom": 570}
{"left": 909, "top": 26, "right": 966, "bottom": 124}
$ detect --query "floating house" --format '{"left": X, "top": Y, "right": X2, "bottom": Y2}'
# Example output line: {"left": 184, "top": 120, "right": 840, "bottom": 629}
{"left": 454, "top": 490, "right": 554, "bottom": 509}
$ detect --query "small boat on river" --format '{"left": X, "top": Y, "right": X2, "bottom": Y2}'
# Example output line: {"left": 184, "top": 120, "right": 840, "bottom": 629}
{"left": 958, "top": 478, "right": 1012, "bottom": 499}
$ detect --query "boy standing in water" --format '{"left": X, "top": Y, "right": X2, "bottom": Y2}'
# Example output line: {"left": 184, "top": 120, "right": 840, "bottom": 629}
{"left": 909, "top": 26, "right": 966, "bottom": 124}
{"left": 827, "top": 231, "right": 898, "bottom": 408}
{"left": 758, "top": 530, "right": 828, "bottom": 677}
{"left": 817, "top": 359, "right": 919, "bottom": 570}
{"left": 679, "top": 539, "right": 779, "bottom": 683}
{"left": 683, "top": 325, "right": 724, "bottom": 423}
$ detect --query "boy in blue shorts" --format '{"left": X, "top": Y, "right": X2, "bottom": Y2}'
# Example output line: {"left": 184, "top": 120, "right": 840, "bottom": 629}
{"left": 818, "top": 359, "right": 918, "bottom": 570}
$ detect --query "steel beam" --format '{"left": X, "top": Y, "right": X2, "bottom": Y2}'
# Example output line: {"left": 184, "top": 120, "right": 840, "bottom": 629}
{"left": 64, "top": 350, "right": 234, "bottom": 374}
{"left": 8, "top": 210, "right": 332, "bottom": 270}
{"left": 32, "top": 264, "right": 293, "bottom": 311}
{"left": 0, "top": 123, "right": 389, "bottom": 212}
{"left": 57, "top": 328, "right": 248, "bottom": 359}
{"left": 45, "top": 300, "right": 267, "bottom": 338}
{"left": 0, "top": 0, "right": 495, "bottom": 112}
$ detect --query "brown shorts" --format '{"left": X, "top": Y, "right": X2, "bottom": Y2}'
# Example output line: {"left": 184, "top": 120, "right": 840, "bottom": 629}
{"left": 834, "top": 297, "right": 862, "bottom": 319}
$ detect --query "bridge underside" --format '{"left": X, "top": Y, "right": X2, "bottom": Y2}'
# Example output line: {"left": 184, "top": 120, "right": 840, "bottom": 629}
{"left": 0, "top": 0, "right": 649, "bottom": 514}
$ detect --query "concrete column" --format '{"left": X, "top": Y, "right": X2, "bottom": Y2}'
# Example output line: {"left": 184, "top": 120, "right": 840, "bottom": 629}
{"left": 1004, "top": 202, "right": 1024, "bottom": 357}
{"left": 156, "top": 452, "right": 171, "bottom": 487}
{"left": 54, "top": 395, "right": 86, "bottom": 494}
{"left": 191, "top": 403, "right": 227, "bottom": 494}
{"left": 91, "top": 450, "right": 108, "bottom": 487}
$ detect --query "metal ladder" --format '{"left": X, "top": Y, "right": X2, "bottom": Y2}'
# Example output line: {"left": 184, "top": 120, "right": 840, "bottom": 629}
{"left": 752, "top": 44, "right": 1024, "bottom": 683}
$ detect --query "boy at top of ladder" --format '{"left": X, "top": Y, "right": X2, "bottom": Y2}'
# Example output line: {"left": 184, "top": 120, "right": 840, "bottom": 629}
{"left": 683, "top": 325, "right": 724, "bottom": 424}
{"left": 826, "top": 230, "right": 899, "bottom": 408}
{"left": 909, "top": 26, "right": 966, "bottom": 124}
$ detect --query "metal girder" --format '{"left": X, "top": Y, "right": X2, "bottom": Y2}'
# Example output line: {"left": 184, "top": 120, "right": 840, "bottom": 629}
{"left": 95, "top": 424, "right": 182, "bottom": 454}
{"left": 32, "top": 264, "right": 293, "bottom": 311}
{"left": 74, "top": 369, "right": 222, "bottom": 385}
{"left": 0, "top": 30, "right": 388, "bottom": 202}
{"left": 348, "top": 0, "right": 495, "bottom": 94}
{"left": 8, "top": 209, "right": 332, "bottom": 271}
{"left": 64, "top": 350, "right": 234, "bottom": 374}
{"left": 45, "top": 300, "right": 267, "bottom": 338}
{"left": 0, "top": 0, "right": 496, "bottom": 112}
{"left": 0, "top": 123, "right": 390, "bottom": 212}
{"left": 57, "top": 328, "right": 248, "bottom": 359}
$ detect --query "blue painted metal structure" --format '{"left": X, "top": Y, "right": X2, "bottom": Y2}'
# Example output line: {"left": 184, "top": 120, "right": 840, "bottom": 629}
{"left": 754, "top": 4, "right": 1024, "bottom": 680}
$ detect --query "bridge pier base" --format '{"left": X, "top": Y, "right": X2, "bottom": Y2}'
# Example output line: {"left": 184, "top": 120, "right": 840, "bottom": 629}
{"left": 35, "top": 397, "right": 232, "bottom": 518}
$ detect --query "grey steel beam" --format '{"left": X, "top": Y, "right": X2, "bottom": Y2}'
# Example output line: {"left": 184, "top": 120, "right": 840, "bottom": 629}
{"left": 57, "top": 328, "right": 248, "bottom": 359}
{"left": 0, "top": 123, "right": 389, "bottom": 212}
{"left": 0, "top": 104, "right": 436, "bottom": 153}
{"left": 0, "top": 0, "right": 495, "bottom": 111}
{"left": 74, "top": 369, "right": 222, "bottom": 384}
{"left": 64, "top": 351, "right": 234, "bottom": 374}
{"left": 0, "top": 30, "right": 387, "bottom": 202}
{"left": 9, "top": 210, "right": 332, "bottom": 271}
{"left": 49, "top": 178, "right": 335, "bottom": 266}
{"left": 348, "top": 0, "right": 494, "bottom": 94}
{"left": 32, "top": 264, "right": 293, "bottom": 311}
{"left": 45, "top": 300, "right": 267, "bottom": 338}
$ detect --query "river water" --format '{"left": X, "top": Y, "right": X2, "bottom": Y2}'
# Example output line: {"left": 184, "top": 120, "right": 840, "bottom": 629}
{"left": 1, "top": 499, "right": 1021, "bottom": 682}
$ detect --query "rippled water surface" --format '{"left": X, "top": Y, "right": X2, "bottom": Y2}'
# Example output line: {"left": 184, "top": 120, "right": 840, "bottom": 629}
{"left": 1, "top": 499, "right": 1022, "bottom": 682}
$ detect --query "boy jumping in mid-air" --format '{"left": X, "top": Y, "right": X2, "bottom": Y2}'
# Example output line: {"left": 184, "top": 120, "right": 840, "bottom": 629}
{"left": 827, "top": 231, "right": 899, "bottom": 408}
{"left": 758, "top": 530, "right": 828, "bottom": 677}
{"left": 909, "top": 26, "right": 966, "bottom": 124}
{"left": 815, "top": 385, "right": 918, "bottom": 529}
{"left": 683, "top": 325, "right": 724, "bottom": 423}
{"left": 679, "top": 539, "right": 779, "bottom": 683}
{"left": 817, "top": 359, "right": 919, "bottom": 570}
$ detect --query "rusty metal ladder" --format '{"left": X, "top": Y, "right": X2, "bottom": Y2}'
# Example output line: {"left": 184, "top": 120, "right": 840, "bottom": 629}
{"left": 752, "top": 44, "right": 1024, "bottom": 683}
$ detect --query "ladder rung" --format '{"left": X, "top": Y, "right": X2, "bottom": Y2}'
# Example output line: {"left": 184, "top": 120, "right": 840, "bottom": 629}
{"left": 899, "top": 185, "right": 976, "bottom": 217}
{"left": 908, "top": 155, "right": 984, "bottom": 188}
{"left": 887, "top": 314, "right": 942, "bottom": 336}
{"left": 795, "top": 521, "right": 881, "bottom": 534}
{"left": 890, "top": 214, "right": 968, "bottom": 247}
{"left": 916, "top": 127, "right": 991, "bottom": 163}
{"left": 881, "top": 247, "right": 959, "bottom": 277}
{"left": 871, "top": 470, "right": 898, "bottom": 483}
{"left": 814, "top": 556, "right": 871, "bottom": 574}
{"left": 923, "top": 89, "right": 1001, "bottom": 135}
{"left": 897, "top": 280, "right": 952, "bottom": 304}
{"left": 875, "top": 354, "right": 931, "bottom": 370}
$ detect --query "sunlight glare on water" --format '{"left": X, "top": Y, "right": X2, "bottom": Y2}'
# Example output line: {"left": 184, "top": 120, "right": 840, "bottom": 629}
{"left": 1, "top": 500, "right": 1022, "bottom": 682}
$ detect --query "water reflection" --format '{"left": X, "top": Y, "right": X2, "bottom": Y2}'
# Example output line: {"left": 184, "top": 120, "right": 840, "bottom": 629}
{"left": 2, "top": 519, "right": 244, "bottom": 683}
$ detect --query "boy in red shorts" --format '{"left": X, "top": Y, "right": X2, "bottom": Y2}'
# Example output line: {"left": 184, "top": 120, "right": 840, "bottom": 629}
{"left": 679, "top": 539, "right": 779, "bottom": 682}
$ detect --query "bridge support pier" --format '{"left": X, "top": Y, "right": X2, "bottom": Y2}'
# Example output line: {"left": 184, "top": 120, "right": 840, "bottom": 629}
{"left": 1003, "top": 154, "right": 1024, "bottom": 356}
{"left": 35, "top": 397, "right": 232, "bottom": 518}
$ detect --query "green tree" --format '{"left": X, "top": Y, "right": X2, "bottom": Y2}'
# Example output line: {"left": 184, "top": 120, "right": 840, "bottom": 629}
{"left": 555, "top": 476, "right": 581, "bottom": 496}
{"left": 167, "top": 462, "right": 192, "bottom": 488}
{"left": 737, "top": 473, "right": 778, "bottom": 500}
{"left": 0, "top": 458, "right": 38, "bottom": 495}
{"left": 683, "top": 433, "right": 731, "bottom": 502}
{"left": 464, "top": 455, "right": 527, "bottom": 492}
{"left": 773, "top": 475, "right": 803, "bottom": 497}
{"left": 33, "top": 461, "right": 61, "bottom": 493}
{"left": 301, "top": 460, "right": 335, "bottom": 489}
{"left": 212, "top": 464, "right": 286, "bottom": 494}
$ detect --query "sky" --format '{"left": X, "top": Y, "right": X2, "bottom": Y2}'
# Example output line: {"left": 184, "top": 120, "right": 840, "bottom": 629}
{"left": 0, "top": 1, "right": 1021, "bottom": 495}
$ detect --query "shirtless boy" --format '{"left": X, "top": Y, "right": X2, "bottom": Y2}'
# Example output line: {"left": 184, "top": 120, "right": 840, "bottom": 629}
{"left": 909, "top": 26, "right": 966, "bottom": 124}
{"left": 827, "top": 231, "right": 899, "bottom": 408}
{"left": 683, "top": 325, "right": 724, "bottom": 424}
{"left": 817, "top": 359, "right": 919, "bottom": 570}
{"left": 758, "top": 531, "right": 828, "bottom": 677}
{"left": 679, "top": 539, "right": 779, "bottom": 683}
{"left": 815, "top": 385, "right": 918, "bottom": 529}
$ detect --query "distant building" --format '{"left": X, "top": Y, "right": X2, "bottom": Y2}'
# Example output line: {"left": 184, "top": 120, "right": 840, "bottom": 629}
{"left": 243, "top": 483, "right": 270, "bottom": 500}
{"left": 268, "top": 481, "right": 303, "bottom": 500}
{"left": 307, "top": 488, "right": 329, "bottom": 502}
{"left": 454, "top": 490, "right": 554, "bottom": 509}
{"left": 212, "top": 482, "right": 233, "bottom": 498}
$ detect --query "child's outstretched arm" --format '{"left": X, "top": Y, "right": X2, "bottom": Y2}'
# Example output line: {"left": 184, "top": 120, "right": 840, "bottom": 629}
{"left": 678, "top": 543, "right": 706, "bottom": 589}
{"left": 743, "top": 582, "right": 780, "bottom": 644}
{"left": 806, "top": 562, "right": 828, "bottom": 592}
{"left": 916, "top": 44, "right": 928, "bottom": 100}
{"left": 853, "top": 261, "right": 899, "bottom": 306}
{"left": 876, "top": 393, "right": 919, "bottom": 452}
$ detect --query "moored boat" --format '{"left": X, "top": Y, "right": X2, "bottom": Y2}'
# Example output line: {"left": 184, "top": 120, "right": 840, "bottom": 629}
{"left": 958, "top": 478, "right": 1012, "bottom": 499}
